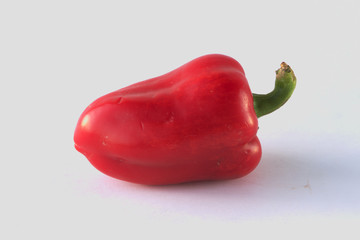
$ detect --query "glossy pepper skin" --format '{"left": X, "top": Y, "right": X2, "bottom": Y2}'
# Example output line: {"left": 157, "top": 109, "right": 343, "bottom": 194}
{"left": 74, "top": 54, "right": 295, "bottom": 185}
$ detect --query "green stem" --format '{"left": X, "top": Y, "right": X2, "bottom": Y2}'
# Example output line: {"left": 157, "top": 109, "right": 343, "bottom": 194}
{"left": 252, "top": 62, "right": 297, "bottom": 118}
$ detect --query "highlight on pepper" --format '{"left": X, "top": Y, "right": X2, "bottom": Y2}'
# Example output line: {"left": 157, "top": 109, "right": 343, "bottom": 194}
{"left": 74, "top": 54, "right": 297, "bottom": 185}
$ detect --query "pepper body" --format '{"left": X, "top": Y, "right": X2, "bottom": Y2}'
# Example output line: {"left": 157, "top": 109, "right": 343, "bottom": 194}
{"left": 74, "top": 54, "right": 261, "bottom": 185}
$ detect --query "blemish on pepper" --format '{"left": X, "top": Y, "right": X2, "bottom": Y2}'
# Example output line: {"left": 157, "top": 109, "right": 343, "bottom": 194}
{"left": 166, "top": 112, "right": 175, "bottom": 124}
{"left": 140, "top": 121, "right": 144, "bottom": 130}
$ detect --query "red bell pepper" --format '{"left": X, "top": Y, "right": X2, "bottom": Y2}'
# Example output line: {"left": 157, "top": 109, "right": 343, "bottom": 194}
{"left": 74, "top": 54, "right": 296, "bottom": 185}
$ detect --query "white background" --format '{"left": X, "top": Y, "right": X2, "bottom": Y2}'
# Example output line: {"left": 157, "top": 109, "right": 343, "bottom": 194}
{"left": 1, "top": 0, "right": 359, "bottom": 239}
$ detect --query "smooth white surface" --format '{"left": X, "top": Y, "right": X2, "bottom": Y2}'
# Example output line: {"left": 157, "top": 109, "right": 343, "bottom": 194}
{"left": 1, "top": 0, "right": 359, "bottom": 239}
